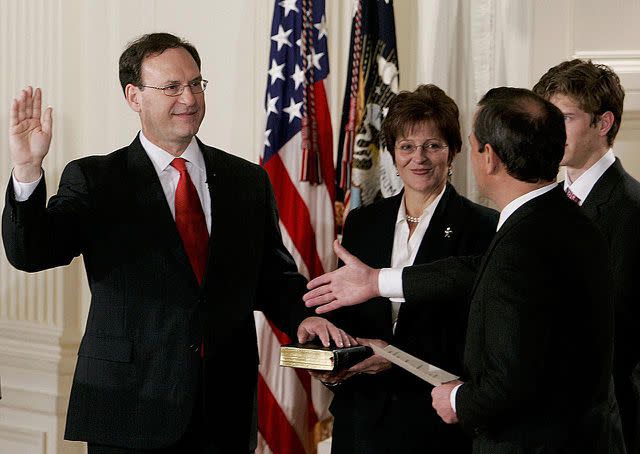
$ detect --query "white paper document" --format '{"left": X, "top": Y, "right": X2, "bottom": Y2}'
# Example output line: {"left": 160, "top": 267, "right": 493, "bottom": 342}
{"left": 371, "top": 343, "right": 459, "bottom": 386}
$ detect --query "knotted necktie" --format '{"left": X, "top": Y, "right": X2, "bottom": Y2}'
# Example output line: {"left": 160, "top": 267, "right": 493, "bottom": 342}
{"left": 171, "top": 157, "right": 209, "bottom": 284}
{"left": 565, "top": 187, "right": 581, "bottom": 204}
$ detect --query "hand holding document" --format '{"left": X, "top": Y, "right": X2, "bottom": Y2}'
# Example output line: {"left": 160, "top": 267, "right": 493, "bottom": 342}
{"left": 370, "top": 343, "right": 459, "bottom": 386}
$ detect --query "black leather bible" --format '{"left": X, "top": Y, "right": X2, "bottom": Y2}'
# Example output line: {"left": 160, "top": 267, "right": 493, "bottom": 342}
{"left": 279, "top": 342, "right": 373, "bottom": 371}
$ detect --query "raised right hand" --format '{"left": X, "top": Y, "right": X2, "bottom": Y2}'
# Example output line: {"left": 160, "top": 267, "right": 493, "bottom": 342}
{"left": 9, "top": 86, "right": 52, "bottom": 182}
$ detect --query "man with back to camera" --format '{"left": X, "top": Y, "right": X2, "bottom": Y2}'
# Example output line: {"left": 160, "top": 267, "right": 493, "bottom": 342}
{"left": 304, "top": 87, "right": 625, "bottom": 453}
{"left": 2, "top": 32, "right": 351, "bottom": 453}
{"left": 533, "top": 59, "right": 640, "bottom": 454}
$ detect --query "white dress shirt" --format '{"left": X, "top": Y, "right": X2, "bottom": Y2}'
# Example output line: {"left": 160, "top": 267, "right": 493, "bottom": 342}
{"left": 388, "top": 187, "right": 445, "bottom": 331}
{"left": 496, "top": 183, "right": 557, "bottom": 231}
{"left": 563, "top": 149, "right": 615, "bottom": 205}
{"left": 11, "top": 171, "right": 41, "bottom": 201}
{"left": 12, "top": 131, "right": 212, "bottom": 234}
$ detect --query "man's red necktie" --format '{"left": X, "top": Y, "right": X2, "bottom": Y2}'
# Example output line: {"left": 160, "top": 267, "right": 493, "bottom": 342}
{"left": 171, "top": 157, "right": 209, "bottom": 284}
{"left": 566, "top": 187, "right": 581, "bottom": 204}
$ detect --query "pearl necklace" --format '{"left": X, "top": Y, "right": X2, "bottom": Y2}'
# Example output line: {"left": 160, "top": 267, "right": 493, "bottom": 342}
{"left": 405, "top": 215, "right": 421, "bottom": 223}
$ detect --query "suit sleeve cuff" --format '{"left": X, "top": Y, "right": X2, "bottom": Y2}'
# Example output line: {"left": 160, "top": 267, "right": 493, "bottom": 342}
{"left": 378, "top": 268, "right": 405, "bottom": 302}
{"left": 12, "top": 170, "right": 43, "bottom": 201}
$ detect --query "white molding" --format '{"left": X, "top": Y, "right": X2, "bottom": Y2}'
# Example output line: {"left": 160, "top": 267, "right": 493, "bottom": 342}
{"left": 0, "top": 384, "right": 69, "bottom": 415}
{"left": 572, "top": 51, "right": 640, "bottom": 112}
{"left": 0, "top": 320, "right": 63, "bottom": 346}
{"left": 0, "top": 320, "right": 78, "bottom": 372}
{"left": 573, "top": 50, "right": 640, "bottom": 73}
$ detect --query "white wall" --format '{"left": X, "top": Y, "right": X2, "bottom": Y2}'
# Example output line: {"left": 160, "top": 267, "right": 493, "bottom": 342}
{"left": 1, "top": 1, "right": 639, "bottom": 452}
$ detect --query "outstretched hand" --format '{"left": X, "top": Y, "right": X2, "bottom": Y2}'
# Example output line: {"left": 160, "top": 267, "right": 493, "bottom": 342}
{"left": 303, "top": 240, "right": 380, "bottom": 314}
{"left": 9, "top": 86, "right": 52, "bottom": 182}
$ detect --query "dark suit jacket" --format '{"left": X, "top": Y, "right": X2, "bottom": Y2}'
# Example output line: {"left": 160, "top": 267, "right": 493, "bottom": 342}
{"left": 578, "top": 158, "right": 640, "bottom": 454}
{"left": 404, "top": 186, "right": 623, "bottom": 454}
{"left": 329, "top": 184, "right": 498, "bottom": 454}
{"left": 2, "top": 136, "right": 309, "bottom": 451}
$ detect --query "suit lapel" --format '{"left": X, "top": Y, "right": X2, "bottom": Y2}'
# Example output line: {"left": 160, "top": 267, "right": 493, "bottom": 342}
{"left": 198, "top": 140, "right": 234, "bottom": 287}
{"left": 412, "top": 184, "right": 458, "bottom": 264}
{"left": 466, "top": 186, "right": 561, "bottom": 300}
{"left": 368, "top": 194, "right": 402, "bottom": 334}
{"left": 581, "top": 158, "right": 623, "bottom": 222}
{"left": 375, "top": 194, "right": 402, "bottom": 268}
{"left": 126, "top": 135, "right": 200, "bottom": 287}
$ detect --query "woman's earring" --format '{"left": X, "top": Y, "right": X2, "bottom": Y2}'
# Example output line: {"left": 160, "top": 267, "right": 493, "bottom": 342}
{"left": 448, "top": 166, "right": 453, "bottom": 177}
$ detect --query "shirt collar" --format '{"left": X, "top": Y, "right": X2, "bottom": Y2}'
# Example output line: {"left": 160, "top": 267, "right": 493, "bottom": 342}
{"left": 563, "top": 149, "right": 615, "bottom": 203}
{"left": 139, "top": 131, "right": 205, "bottom": 176}
{"left": 497, "top": 183, "right": 557, "bottom": 231}
{"left": 395, "top": 185, "right": 447, "bottom": 225}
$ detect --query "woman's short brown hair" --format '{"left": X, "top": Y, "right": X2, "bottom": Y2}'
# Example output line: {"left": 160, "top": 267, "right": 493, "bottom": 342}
{"left": 382, "top": 84, "right": 462, "bottom": 164}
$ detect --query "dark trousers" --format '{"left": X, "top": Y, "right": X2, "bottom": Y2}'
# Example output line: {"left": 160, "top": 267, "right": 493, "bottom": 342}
{"left": 87, "top": 359, "right": 257, "bottom": 454}
{"left": 87, "top": 389, "right": 212, "bottom": 454}
{"left": 87, "top": 413, "right": 255, "bottom": 454}
{"left": 87, "top": 358, "right": 257, "bottom": 454}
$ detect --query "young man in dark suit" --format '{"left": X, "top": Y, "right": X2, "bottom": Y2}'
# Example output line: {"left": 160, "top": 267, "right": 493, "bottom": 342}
{"left": 304, "top": 88, "right": 624, "bottom": 453}
{"left": 3, "top": 33, "right": 349, "bottom": 453}
{"left": 534, "top": 60, "right": 640, "bottom": 454}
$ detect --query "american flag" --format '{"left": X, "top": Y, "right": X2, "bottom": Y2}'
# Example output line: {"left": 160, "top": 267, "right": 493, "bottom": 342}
{"left": 257, "top": 0, "right": 336, "bottom": 453}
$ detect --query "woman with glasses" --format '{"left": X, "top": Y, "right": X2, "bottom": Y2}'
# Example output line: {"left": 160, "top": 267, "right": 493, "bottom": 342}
{"left": 320, "top": 85, "right": 498, "bottom": 453}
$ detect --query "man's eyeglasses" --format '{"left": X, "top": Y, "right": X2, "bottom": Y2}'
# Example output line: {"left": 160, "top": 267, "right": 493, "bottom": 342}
{"left": 140, "top": 79, "right": 208, "bottom": 97}
{"left": 395, "top": 141, "right": 448, "bottom": 154}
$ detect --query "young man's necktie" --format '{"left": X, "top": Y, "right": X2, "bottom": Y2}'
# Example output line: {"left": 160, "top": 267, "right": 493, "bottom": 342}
{"left": 566, "top": 187, "right": 581, "bottom": 204}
